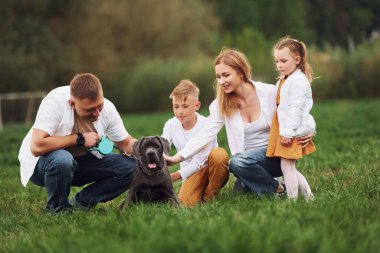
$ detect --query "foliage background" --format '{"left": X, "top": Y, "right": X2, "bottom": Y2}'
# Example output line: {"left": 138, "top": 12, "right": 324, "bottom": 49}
{"left": 1, "top": 0, "right": 379, "bottom": 118}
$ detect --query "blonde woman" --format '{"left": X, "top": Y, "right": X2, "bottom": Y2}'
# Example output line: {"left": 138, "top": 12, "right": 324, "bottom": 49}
{"left": 166, "top": 48, "right": 314, "bottom": 197}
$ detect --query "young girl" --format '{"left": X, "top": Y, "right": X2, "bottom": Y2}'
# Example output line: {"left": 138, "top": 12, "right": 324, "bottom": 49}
{"left": 266, "top": 36, "right": 316, "bottom": 200}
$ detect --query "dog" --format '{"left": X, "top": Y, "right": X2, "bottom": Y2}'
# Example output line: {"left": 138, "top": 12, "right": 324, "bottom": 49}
{"left": 120, "top": 136, "right": 180, "bottom": 210}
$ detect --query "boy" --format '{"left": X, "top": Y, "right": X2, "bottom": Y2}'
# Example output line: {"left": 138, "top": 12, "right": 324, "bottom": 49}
{"left": 162, "top": 79, "right": 229, "bottom": 206}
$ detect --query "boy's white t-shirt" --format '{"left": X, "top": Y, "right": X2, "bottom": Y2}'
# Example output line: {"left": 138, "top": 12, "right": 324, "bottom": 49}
{"left": 162, "top": 113, "right": 217, "bottom": 180}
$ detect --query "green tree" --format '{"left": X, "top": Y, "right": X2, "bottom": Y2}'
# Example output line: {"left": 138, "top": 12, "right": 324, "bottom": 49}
{"left": 51, "top": 0, "right": 219, "bottom": 77}
{"left": 0, "top": 0, "right": 76, "bottom": 92}
{"left": 305, "top": 0, "right": 380, "bottom": 49}
{"left": 207, "top": 0, "right": 312, "bottom": 41}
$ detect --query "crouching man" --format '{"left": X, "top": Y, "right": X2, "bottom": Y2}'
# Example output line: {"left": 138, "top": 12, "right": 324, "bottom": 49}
{"left": 18, "top": 73, "right": 136, "bottom": 213}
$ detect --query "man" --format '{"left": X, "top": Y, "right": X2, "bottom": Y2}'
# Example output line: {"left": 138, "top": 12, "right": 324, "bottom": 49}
{"left": 18, "top": 73, "right": 136, "bottom": 213}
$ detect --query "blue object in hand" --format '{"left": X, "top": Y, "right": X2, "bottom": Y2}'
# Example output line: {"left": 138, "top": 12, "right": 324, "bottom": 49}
{"left": 89, "top": 136, "right": 114, "bottom": 155}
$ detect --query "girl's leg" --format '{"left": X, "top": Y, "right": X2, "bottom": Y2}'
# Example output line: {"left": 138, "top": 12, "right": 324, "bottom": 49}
{"left": 296, "top": 171, "right": 314, "bottom": 201}
{"left": 281, "top": 158, "right": 298, "bottom": 199}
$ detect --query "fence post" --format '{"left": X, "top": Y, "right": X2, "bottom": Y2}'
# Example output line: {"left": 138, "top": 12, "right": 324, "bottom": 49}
{"left": 25, "top": 97, "right": 35, "bottom": 126}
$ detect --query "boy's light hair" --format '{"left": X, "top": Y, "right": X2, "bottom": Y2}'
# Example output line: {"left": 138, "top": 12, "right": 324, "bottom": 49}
{"left": 70, "top": 73, "right": 103, "bottom": 100}
{"left": 169, "top": 79, "right": 200, "bottom": 101}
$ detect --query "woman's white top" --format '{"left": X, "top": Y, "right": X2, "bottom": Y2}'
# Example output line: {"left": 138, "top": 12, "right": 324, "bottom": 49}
{"left": 177, "top": 81, "right": 277, "bottom": 159}
{"left": 243, "top": 111, "right": 270, "bottom": 150}
{"left": 276, "top": 69, "right": 316, "bottom": 138}
{"left": 162, "top": 113, "right": 217, "bottom": 180}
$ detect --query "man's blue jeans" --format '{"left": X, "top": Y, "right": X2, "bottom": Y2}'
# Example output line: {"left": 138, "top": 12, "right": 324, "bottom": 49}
{"left": 229, "top": 147, "right": 282, "bottom": 196}
{"left": 30, "top": 150, "right": 136, "bottom": 212}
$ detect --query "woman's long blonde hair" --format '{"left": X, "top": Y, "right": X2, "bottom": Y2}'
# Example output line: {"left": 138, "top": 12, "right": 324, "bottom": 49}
{"left": 214, "top": 48, "right": 252, "bottom": 118}
{"left": 274, "top": 36, "right": 313, "bottom": 82}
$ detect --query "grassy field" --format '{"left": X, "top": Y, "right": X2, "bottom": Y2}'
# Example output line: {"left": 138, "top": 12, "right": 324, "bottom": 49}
{"left": 0, "top": 100, "right": 379, "bottom": 253}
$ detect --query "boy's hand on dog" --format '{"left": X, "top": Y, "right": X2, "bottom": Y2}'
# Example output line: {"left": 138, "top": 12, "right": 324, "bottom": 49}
{"left": 170, "top": 172, "right": 182, "bottom": 182}
{"left": 165, "top": 154, "right": 183, "bottom": 166}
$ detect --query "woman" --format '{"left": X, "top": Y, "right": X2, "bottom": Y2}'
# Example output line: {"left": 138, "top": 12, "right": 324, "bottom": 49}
{"left": 165, "top": 48, "right": 313, "bottom": 196}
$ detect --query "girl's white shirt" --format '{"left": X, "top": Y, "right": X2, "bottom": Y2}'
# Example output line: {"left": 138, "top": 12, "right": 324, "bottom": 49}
{"left": 276, "top": 69, "right": 316, "bottom": 138}
{"left": 177, "top": 81, "right": 276, "bottom": 159}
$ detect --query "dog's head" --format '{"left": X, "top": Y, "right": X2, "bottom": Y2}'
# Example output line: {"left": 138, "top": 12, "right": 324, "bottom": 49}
{"left": 133, "top": 136, "right": 170, "bottom": 170}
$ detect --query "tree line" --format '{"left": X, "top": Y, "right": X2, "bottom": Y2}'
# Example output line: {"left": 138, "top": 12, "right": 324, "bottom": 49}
{"left": 0, "top": 0, "right": 379, "bottom": 113}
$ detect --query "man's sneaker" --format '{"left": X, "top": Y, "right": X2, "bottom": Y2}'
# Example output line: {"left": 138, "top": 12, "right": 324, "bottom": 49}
{"left": 69, "top": 196, "right": 95, "bottom": 211}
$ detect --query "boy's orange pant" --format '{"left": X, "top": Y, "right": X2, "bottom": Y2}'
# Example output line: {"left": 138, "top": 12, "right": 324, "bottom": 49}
{"left": 178, "top": 147, "right": 229, "bottom": 207}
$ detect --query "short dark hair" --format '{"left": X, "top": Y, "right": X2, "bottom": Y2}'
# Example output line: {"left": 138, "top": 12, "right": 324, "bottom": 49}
{"left": 70, "top": 73, "right": 103, "bottom": 100}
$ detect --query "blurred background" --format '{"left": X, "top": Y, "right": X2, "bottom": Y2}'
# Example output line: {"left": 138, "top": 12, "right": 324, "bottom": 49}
{"left": 0, "top": 0, "right": 379, "bottom": 124}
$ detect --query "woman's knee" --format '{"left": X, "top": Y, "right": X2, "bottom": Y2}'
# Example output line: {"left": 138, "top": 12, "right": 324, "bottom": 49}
{"left": 228, "top": 156, "right": 242, "bottom": 174}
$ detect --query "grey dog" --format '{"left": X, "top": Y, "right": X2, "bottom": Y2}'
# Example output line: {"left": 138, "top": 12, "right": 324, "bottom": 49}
{"left": 120, "top": 136, "right": 180, "bottom": 210}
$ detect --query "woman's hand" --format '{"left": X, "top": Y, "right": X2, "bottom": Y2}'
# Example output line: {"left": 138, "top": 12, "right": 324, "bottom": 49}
{"left": 296, "top": 130, "right": 316, "bottom": 148}
{"left": 164, "top": 154, "right": 184, "bottom": 166}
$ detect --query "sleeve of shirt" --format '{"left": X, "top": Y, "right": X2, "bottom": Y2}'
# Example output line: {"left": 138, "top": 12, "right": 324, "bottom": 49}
{"left": 177, "top": 100, "right": 224, "bottom": 159}
{"left": 33, "top": 95, "right": 64, "bottom": 136}
{"left": 281, "top": 78, "right": 309, "bottom": 138}
{"left": 104, "top": 101, "right": 129, "bottom": 142}
{"left": 178, "top": 141, "right": 214, "bottom": 180}
{"left": 161, "top": 120, "right": 173, "bottom": 146}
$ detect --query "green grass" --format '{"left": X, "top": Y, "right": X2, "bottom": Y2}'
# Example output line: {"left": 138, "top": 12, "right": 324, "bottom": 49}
{"left": 1, "top": 100, "right": 379, "bottom": 253}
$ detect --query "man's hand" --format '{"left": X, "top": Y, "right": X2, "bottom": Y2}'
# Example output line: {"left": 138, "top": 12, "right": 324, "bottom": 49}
{"left": 170, "top": 171, "right": 182, "bottom": 182}
{"left": 281, "top": 136, "right": 292, "bottom": 146}
{"left": 296, "top": 130, "right": 316, "bottom": 148}
{"left": 82, "top": 132, "right": 100, "bottom": 148}
{"left": 164, "top": 154, "right": 184, "bottom": 166}
{"left": 30, "top": 129, "right": 100, "bottom": 157}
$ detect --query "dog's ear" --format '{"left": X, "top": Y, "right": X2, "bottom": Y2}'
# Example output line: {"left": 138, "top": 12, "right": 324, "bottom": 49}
{"left": 157, "top": 136, "right": 170, "bottom": 155}
{"left": 133, "top": 138, "right": 143, "bottom": 156}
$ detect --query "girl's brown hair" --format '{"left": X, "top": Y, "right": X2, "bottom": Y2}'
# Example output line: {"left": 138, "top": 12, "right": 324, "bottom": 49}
{"left": 214, "top": 48, "right": 252, "bottom": 118}
{"left": 274, "top": 36, "right": 313, "bottom": 82}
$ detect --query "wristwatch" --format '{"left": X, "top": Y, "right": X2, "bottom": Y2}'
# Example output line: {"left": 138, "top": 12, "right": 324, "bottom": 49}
{"left": 76, "top": 133, "right": 85, "bottom": 146}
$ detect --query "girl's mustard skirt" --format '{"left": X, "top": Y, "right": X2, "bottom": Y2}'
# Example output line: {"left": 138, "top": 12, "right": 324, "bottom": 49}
{"left": 266, "top": 112, "right": 316, "bottom": 160}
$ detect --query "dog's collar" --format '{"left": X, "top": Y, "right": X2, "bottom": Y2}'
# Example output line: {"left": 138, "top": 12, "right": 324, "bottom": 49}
{"left": 138, "top": 159, "right": 166, "bottom": 176}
